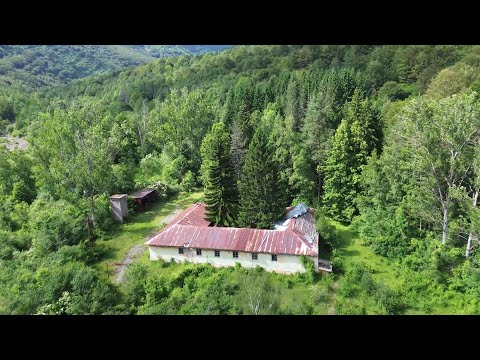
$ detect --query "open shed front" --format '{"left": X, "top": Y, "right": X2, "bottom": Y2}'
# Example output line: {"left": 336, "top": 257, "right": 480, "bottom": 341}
{"left": 130, "top": 188, "right": 158, "bottom": 211}
{"left": 318, "top": 259, "right": 333, "bottom": 272}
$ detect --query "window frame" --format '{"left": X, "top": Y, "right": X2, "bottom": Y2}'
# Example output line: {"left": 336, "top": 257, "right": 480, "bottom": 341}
{"left": 196, "top": 248, "right": 202, "bottom": 256}
{"left": 233, "top": 251, "right": 239, "bottom": 258}
{"left": 271, "top": 254, "right": 278, "bottom": 261}
{"left": 214, "top": 250, "right": 220, "bottom": 257}
{"left": 178, "top": 247, "right": 184, "bottom": 254}
{"left": 252, "top": 253, "right": 258, "bottom": 260}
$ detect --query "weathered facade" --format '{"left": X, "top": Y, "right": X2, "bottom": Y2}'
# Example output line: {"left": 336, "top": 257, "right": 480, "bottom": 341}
{"left": 148, "top": 247, "right": 309, "bottom": 273}
{"left": 146, "top": 203, "right": 332, "bottom": 274}
{"left": 109, "top": 194, "right": 128, "bottom": 223}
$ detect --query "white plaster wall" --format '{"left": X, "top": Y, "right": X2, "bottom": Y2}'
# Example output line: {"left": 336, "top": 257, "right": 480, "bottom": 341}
{"left": 110, "top": 197, "right": 128, "bottom": 222}
{"left": 148, "top": 246, "right": 316, "bottom": 274}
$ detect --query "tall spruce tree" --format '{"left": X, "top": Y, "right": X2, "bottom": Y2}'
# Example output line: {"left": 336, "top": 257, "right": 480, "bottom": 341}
{"left": 285, "top": 78, "right": 302, "bottom": 131}
{"left": 200, "top": 122, "right": 238, "bottom": 226}
{"left": 322, "top": 90, "right": 381, "bottom": 222}
{"left": 238, "top": 126, "right": 285, "bottom": 229}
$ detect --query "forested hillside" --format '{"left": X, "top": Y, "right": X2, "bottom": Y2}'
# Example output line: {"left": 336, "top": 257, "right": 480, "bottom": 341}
{"left": 127, "top": 45, "right": 232, "bottom": 58}
{"left": 2, "top": 45, "right": 480, "bottom": 314}
{"left": 0, "top": 45, "right": 233, "bottom": 90}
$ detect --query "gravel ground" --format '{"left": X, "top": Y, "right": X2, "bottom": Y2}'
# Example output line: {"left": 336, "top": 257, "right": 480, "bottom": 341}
{"left": 114, "top": 205, "right": 181, "bottom": 284}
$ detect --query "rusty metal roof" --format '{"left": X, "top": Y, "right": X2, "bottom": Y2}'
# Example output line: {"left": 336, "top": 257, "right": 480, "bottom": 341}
{"left": 146, "top": 203, "right": 318, "bottom": 257}
{"left": 130, "top": 188, "right": 156, "bottom": 199}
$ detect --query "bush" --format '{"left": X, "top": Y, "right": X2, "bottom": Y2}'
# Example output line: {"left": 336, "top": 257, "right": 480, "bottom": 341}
{"left": 92, "top": 194, "right": 114, "bottom": 239}
{"left": 298, "top": 256, "right": 316, "bottom": 284}
{"left": 152, "top": 180, "right": 177, "bottom": 198}
{"left": 180, "top": 170, "right": 196, "bottom": 192}
{"left": 330, "top": 248, "right": 343, "bottom": 274}
{"left": 126, "top": 195, "right": 136, "bottom": 216}
{"left": 29, "top": 199, "right": 86, "bottom": 255}
{"left": 123, "top": 263, "right": 148, "bottom": 311}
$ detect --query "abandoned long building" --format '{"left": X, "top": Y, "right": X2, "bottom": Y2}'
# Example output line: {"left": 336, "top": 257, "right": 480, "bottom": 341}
{"left": 146, "top": 203, "right": 332, "bottom": 274}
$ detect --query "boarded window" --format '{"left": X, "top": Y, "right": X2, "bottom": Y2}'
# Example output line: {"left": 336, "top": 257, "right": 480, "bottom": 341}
{"left": 178, "top": 247, "right": 184, "bottom": 254}
{"left": 214, "top": 250, "right": 220, "bottom": 257}
{"left": 196, "top": 249, "right": 202, "bottom": 256}
{"left": 233, "top": 251, "right": 239, "bottom": 258}
{"left": 252, "top": 253, "right": 258, "bottom": 260}
{"left": 271, "top": 254, "right": 277, "bottom": 261}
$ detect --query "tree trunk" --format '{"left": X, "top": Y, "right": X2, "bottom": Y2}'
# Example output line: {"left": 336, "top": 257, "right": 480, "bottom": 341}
{"left": 442, "top": 206, "right": 448, "bottom": 245}
{"left": 87, "top": 193, "right": 96, "bottom": 243}
{"left": 466, "top": 189, "right": 479, "bottom": 258}
{"left": 87, "top": 217, "right": 93, "bottom": 244}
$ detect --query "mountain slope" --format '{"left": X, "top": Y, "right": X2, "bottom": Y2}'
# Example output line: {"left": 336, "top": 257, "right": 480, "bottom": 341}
{"left": 0, "top": 45, "right": 233, "bottom": 90}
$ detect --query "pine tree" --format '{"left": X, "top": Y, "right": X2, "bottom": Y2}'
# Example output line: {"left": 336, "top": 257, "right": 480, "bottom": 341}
{"left": 285, "top": 78, "right": 302, "bottom": 131}
{"left": 301, "top": 93, "right": 335, "bottom": 202}
{"left": 322, "top": 89, "right": 380, "bottom": 222}
{"left": 200, "top": 122, "right": 239, "bottom": 226}
{"left": 231, "top": 118, "right": 246, "bottom": 180}
{"left": 238, "top": 126, "right": 285, "bottom": 229}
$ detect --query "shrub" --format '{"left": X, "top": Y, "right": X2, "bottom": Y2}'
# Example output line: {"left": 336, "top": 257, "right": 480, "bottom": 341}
{"left": 149, "top": 180, "right": 178, "bottom": 199}
{"left": 92, "top": 194, "right": 114, "bottom": 239}
{"left": 29, "top": 199, "right": 86, "bottom": 255}
{"left": 180, "top": 170, "right": 196, "bottom": 192}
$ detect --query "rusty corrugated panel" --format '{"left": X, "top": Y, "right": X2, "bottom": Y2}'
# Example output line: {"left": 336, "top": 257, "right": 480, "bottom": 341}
{"left": 146, "top": 203, "right": 319, "bottom": 256}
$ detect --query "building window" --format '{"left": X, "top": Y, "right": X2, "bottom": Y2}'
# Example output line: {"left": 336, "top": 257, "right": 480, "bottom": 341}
{"left": 196, "top": 249, "right": 202, "bottom": 256}
{"left": 252, "top": 253, "right": 258, "bottom": 260}
{"left": 271, "top": 254, "right": 277, "bottom": 261}
{"left": 178, "top": 247, "right": 184, "bottom": 254}
{"left": 214, "top": 250, "right": 220, "bottom": 257}
{"left": 233, "top": 251, "right": 239, "bottom": 258}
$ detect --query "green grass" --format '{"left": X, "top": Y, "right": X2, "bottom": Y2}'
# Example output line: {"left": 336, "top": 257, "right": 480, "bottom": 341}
{"left": 94, "top": 191, "right": 203, "bottom": 279}
{"left": 326, "top": 219, "right": 467, "bottom": 315}
{"left": 328, "top": 219, "right": 401, "bottom": 287}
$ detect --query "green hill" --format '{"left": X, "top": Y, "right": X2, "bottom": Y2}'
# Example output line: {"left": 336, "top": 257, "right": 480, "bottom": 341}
{"left": 0, "top": 45, "right": 232, "bottom": 91}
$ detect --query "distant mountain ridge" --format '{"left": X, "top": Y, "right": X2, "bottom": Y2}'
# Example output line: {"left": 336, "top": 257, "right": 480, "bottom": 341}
{"left": 0, "top": 45, "right": 233, "bottom": 90}
{"left": 127, "top": 45, "right": 233, "bottom": 58}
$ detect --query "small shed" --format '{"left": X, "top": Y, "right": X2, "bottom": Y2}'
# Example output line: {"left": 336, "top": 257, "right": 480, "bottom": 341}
{"left": 109, "top": 194, "right": 128, "bottom": 223}
{"left": 130, "top": 188, "right": 158, "bottom": 211}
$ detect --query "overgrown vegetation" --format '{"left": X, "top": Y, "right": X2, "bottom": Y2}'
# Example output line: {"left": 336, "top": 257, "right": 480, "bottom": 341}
{"left": 2, "top": 45, "right": 480, "bottom": 314}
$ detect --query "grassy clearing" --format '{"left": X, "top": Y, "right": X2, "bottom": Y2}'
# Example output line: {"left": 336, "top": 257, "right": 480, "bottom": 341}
{"left": 328, "top": 219, "right": 401, "bottom": 287}
{"left": 94, "top": 191, "right": 204, "bottom": 279}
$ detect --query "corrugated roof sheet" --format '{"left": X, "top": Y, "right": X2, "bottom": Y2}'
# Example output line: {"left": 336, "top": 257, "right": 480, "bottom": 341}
{"left": 146, "top": 203, "right": 318, "bottom": 257}
{"left": 130, "top": 188, "right": 156, "bottom": 199}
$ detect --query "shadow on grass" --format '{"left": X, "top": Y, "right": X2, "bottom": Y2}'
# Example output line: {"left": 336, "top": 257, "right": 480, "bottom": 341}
{"left": 95, "top": 242, "right": 118, "bottom": 262}
{"left": 333, "top": 225, "right": 358, "bottom": 250}
{"left": 342, "top": 249, "right": 361, "bottom": 257}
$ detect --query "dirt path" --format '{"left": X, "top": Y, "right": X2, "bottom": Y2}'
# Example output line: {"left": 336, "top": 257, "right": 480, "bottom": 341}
{"left": 161, "top": 205, "right": 182, "bottom": 224}
{"left": 327, "top": 281, "right": 339, "bottom": 315}
{"left": 113, "top": 205, "right": 181, "bottom": 284}
{"left": 114, "top": 244, "right": 146, "bottom": 284}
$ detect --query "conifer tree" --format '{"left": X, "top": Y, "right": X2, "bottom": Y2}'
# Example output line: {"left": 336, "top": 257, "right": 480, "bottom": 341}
{"left": 200, "top": 122, "right": 238, "bottom": 226}
{"left": 322, "top": 90, "right": 381, "bottom": 222}
{"left": 238, "top": 126, "right": 285, "bottom": 229}
{"left": 285, "top": 78, "right": 302, "bottom": 131}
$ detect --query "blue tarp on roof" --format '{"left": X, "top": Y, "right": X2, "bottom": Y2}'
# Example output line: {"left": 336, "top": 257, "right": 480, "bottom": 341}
{"left": 286, "top": 203, "right": 308, "bottom": 219}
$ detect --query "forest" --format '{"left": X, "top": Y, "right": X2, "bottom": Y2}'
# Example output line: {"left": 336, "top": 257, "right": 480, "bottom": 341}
{"left": 0, "top": 45, "right": 232, "bottom": 91}
{"left": 2, "top": 45, "right": 480, "bottom": 314}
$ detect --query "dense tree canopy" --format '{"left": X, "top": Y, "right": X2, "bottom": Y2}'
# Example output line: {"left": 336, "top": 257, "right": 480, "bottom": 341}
{"left": 2, "top": 45, "right": 480, "bottom": 314}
